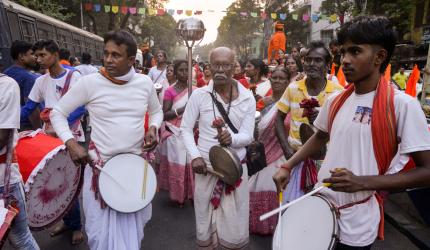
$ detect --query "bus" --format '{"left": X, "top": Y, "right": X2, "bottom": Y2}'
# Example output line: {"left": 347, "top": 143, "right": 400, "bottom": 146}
{"left": 0, "top": 0, "right": 104, "bottom": 71}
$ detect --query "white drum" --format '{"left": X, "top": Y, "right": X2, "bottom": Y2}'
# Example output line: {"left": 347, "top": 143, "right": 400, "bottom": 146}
{"left": 98, "top": 153, "right": 157, "bottom": 213}
{"left": 273, "top": 194, "right": 339, "bottom": 250}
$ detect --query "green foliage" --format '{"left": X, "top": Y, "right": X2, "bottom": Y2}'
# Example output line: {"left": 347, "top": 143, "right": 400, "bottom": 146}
{"left": 215, "top": 0, "right": 263, "bottom": 59}
{"left": 13, "top": 0, "right": 75, "bottom": 21}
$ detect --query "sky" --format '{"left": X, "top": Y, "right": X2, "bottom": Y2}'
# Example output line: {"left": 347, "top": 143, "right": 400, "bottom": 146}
{"left": 165, "top": 0, "right": 236, "bottom": 45}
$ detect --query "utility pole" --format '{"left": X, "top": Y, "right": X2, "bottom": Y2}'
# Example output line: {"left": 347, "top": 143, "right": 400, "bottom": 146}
{"left": 420, "top": 44, "right": 430, "bottom": 106}
{"left": 80, "top": 0, "right": 84, "bottom": 30}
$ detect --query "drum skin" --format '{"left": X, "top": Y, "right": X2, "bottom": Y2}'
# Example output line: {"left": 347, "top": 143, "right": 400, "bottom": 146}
{"left": 273, "top": 195, "right": 339, "bottom": 250}
{"left": 98, "top": 153, "right": 157, "bottom": 213}
{"left": 209, "top": 145, "right": 242, "bottom": 185}
{"left": 15, "top": 132, "right": 83, "bottom": 230}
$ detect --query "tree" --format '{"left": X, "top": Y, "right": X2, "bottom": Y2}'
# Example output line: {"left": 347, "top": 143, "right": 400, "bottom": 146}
{"left": 320, "top": 0, "right": 415, "bottom": 40}
{"left": 215, "top": 0, "right": 263, "bottom": 60}
{"left": 13, "top": 0, "right": 75, "bottom": 21}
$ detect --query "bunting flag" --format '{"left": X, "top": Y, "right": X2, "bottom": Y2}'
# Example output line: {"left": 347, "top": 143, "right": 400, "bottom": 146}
{"left": 337, "top": 66, "right": 347, "bottom": 87}
{"left": 148, "top": 8, "right": 156, "bottom": 16}
{"left": 81, "top": 1, "right": 341, "bottom": 23}
{"left": 84, "top": 3, "right": 92, "bottom": 11}
{"left": 94, "top": 4, "right": 101, "bottom": 12}
{"left": 111, "top": 5, "right": 119, "bottom": 14}
{"left": 384, "top": 64, "right": 391, "bottom": 83}
{"left": 280, "top": 13, "right": 287, "bottom": 20}
{"left": 157, "top": 8, "right": 165, "bottom": 16}
{"left": 138, "top": 7, "right": 146, "bottom": 15}
{"left": 405, "top": 65, "right": 420, "bottom": 97}
{"left": 302, "top": 13, "right": 309, "bottom": 22}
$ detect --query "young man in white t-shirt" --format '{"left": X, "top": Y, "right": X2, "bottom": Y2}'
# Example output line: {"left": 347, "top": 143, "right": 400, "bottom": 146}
{"left": 0, "top": 74, "right": 39, "bottom": 249}
{"left": 147, "top": 50, "right": 167, "bottom": 84}
{"left": 20, "top": 40, "right": 85, "bottom": 245}
{"left": 273, "top": 16, "right": 430, "bottom": 249}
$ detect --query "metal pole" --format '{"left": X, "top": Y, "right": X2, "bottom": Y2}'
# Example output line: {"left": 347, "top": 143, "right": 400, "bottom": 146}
{"left": 80, "top": 1, "right": 84, "bottom": 30}
{"left": 187, "top": 46, "right": 193, "bottom": 97}
{"left": 421, "top": 44, "right": 430, "bottom": 106}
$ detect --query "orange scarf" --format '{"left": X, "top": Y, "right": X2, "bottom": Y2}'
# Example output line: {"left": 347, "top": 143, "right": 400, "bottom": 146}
{"left": 328, "top": 76, "right": 398, "bottom": 240}
{"left": 99, "top": 67, "right": 128, "bottom": 85}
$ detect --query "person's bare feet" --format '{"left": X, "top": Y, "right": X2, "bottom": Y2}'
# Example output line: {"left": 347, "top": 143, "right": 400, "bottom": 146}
{"left": 50, "top": 223, "right": 69, "bottom": 237}
{"left": 71, "top": 230, "right": 84, "bottom": 245}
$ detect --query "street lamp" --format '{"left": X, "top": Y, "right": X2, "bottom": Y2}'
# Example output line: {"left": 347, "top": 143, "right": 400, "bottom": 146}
{"left": 176, "top": 18, "right": 206, "bottom": 96}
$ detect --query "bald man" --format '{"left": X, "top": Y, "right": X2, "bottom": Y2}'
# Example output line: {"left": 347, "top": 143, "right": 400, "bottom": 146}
{"left": 181, "top": 47, "right": 255, "bottom": 249}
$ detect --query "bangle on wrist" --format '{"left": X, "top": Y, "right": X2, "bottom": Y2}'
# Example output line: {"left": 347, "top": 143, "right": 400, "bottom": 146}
{"left": 174, "top": 109, "right": 179, "bottom": 117}
{"left": 281, "top": 163, "right": 292, "bottom": 173}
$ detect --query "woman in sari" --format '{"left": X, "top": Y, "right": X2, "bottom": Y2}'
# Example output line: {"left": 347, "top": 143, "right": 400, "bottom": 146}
{"left": 158, "top": 60, "right": 196, "bottom": 205}
{"left": 196, "top": 63, "right": 211, "bottom": 87}
{"left": 249, "top": 67, "right": 291, "bottom": 235}
{"left": 239, "top": 59, "right": 272, "bottom": 100}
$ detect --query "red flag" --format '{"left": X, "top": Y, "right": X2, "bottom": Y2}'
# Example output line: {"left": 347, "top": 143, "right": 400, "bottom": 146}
{"left": 84, "top": 3, "right": 93, "bottom": 11}
{"left": 337, "top": 66, "right": 346, "bottom": 87}
{"left": 405, "top": 65, "right": 420, "bottom": 97}
{"left": 384, "top": 63, "right": 391, "bottom": 83}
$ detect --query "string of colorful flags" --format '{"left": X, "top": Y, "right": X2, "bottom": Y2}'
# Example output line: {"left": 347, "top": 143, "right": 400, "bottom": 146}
{"left": 82, "top": 2, "right": 342, "bottom": 23}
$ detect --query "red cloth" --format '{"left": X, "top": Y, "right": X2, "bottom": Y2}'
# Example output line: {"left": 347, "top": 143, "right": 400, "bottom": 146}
{"left": 384, "top": 64, "right": 391, "bottom": 83}
{"left": 328, "top": 76, "right": 397, "bottom": 240}
{"left": 197, "top": 78, "right": 209, "bottom": 88}
{"left": 337, "top": 66, "right": 347, "bottom": 87}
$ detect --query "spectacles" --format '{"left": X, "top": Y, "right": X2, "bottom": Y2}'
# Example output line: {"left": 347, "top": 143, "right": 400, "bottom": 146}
{"left": 210, "top": 63, "right": 234, "bottom": 71}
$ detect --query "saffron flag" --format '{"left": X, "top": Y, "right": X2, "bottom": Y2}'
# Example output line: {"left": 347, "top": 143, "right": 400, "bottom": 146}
{"left": 330, "top": 63, "right": 336, "bottom": 76}
{"left": 384, "top": 63, "right": 391, "bottom": 83}
{"left": 405, "top": 65, "right": 420, "bottom": 97}
{"left": 337, "top": 66, "right": 347, "bottom": 87}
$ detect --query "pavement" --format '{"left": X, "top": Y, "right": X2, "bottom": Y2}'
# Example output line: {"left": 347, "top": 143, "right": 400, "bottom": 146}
{"left": 3, "top": 190, "right": 422, "bottom": 250}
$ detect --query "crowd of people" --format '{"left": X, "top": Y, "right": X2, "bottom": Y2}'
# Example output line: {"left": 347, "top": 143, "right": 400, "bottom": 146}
{"left": 1, "top": 15, "right": 430, "bottom": 250}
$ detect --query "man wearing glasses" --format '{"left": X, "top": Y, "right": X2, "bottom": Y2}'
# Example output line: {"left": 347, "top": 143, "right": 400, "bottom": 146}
{"left": 181, "top": 47, "right": 255, "bottom": 249}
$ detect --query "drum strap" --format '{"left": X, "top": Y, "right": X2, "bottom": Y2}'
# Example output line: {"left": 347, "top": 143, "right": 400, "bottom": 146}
{"left": 338, "top": 195, "right": 372, "bottom": 210}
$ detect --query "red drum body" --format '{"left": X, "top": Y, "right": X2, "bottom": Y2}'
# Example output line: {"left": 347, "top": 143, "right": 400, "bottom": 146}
{"left": 15, "top": 131, "right": 82, "bottom": 230}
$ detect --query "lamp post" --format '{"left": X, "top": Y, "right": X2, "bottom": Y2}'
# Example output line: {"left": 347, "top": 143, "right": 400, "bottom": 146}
{"left": 176, "top": 18, "right": 206, "bottom": 97}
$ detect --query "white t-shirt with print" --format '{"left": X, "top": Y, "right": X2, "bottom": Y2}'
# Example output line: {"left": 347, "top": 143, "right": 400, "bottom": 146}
{"left": 28, "top": 69, "right": 85, "bottom": 142}
{"left": 314, "top": 89, "right": 430, "bottom": 246}
{"left": 0, "top": 75, "right": 22, "bottom": 186}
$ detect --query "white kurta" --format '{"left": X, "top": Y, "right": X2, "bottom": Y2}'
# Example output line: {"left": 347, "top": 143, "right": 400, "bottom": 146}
{"left": 50, "top": 67, "right": 163, "bottom": 250}
{"left": 180, "top": 80, "right": 255, "bottom": 249}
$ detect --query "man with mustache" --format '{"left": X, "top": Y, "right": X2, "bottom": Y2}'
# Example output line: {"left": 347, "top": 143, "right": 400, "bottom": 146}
{"left": 273, "top": 16, "right": 430, "bottom": 249}
{"left": 275, "top": 41, "right": 343, "bottom": 202}
{"left": 50, "top": 30, "right": 162, "bottom": 249}
{"left": 181, "top": 47, "right": 255, "bottom": 249}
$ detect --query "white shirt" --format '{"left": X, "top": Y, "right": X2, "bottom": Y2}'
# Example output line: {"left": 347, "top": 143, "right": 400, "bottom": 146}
{"left": 148, "top": 66, "right": 167, "bottom": 84}
{"left": 314, "top": 89, "right": 430, "bottom": 246}
{"left": 75, "top": 64, "right": 98, "bottom": 76}
{"left": 28, "top": 68, "right": 85, "bottom": 141}
{"left": 50, "top": 68, "right": 163, "bottom": 160}
{"left": 180, "top": 80, "right": 255, "bottom": 163}
{"left": 0, "top": 75, "right": 22, "bottom": 186}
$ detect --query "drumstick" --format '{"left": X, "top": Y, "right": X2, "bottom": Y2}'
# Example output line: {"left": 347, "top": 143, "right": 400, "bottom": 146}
{"left": 275, "top": 191, "right": 283, "bottom": 249}
{"left": 142, "top": 160, "right": 148, "bottom": 199}
{"left": 91, "top": 164, "right": 127, "bottom": 191}
{"left": 260, "top": 183, "right": 331, "bottom": 221}
{"left": 206, "top": 168, "right": 225, "bottom": 179}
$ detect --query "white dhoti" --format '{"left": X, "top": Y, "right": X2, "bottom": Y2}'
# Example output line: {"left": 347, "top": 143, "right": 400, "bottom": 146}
{"left": 194, "top": 164, "right": 249, "bottom": 250}
{"left": 82, "top": 167, "right": 152, "bottom": 250}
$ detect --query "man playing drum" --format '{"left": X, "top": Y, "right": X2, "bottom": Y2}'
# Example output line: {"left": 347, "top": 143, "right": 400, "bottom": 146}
{"left": 273, "top": 16, "right": 430, "bottom": 249}
{"left": 180, "top": 47, "right": 255, "bottom": 249}
{"left": 0, "top": 74, "right": 39, "bottom": 249}
{"left": 50, "top": 30, "right": 163, "bottom": 250}
{"left": 275, "top": 41, "right": 343, "bottom": 202}
{"left": 20, "top": 39, "right": 85, "bottom": 244}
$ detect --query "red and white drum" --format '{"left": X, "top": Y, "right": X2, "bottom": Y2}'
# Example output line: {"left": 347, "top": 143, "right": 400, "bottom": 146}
{"left": 15, "top": 131, "right": 82, "bottom": 230}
